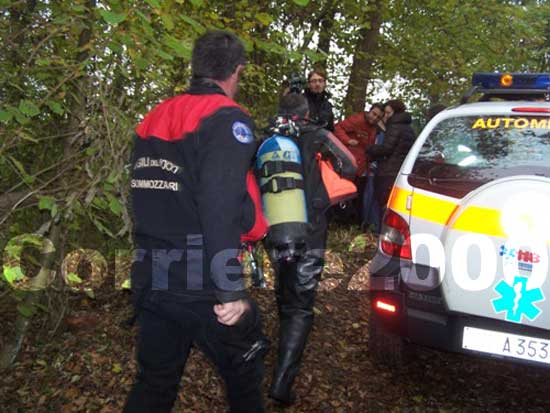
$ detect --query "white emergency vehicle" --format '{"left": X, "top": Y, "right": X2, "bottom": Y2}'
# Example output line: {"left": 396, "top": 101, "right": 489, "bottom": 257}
{"left": 369, "top": 73, "right": 550, "bottom": 368}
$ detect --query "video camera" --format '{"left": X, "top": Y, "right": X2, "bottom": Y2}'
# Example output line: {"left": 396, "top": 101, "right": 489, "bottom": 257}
{"left": 288, "top": 73, "right": 306, "bottom": 94}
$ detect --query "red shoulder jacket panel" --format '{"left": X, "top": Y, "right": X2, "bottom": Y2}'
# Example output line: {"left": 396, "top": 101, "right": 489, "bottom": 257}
{"left": 136, "top": 94, "right": 240, "bottom": 141}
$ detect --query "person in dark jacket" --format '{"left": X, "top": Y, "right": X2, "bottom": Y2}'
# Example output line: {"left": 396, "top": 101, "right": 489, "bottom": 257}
{"left": 304, "top": 69, "right": 335, "bottom": 131}
{"left": 124, "top": 31, "right": 267, "bottom": 413}
{"left": 366, "top": 99, "right": 415, "bottom": 211}
{"left": 266, "top": 93, "right": 356, "bottom": 405}
{"left": 362, "top": 118, "right": 386, "bottom": 232}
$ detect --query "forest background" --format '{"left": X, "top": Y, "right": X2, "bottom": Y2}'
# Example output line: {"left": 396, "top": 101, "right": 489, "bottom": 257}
{"left": 1, "top": 0, "right": 550, "bottom": 375}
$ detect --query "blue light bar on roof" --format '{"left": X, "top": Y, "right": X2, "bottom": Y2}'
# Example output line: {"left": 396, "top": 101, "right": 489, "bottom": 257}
{"left": 472, "top": 72, "right": 550, "bottom": 90}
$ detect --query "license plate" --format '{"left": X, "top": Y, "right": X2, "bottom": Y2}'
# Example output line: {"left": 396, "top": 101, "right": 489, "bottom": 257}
{"left": 462, "top": 326, "right": 550, "bottom": 365}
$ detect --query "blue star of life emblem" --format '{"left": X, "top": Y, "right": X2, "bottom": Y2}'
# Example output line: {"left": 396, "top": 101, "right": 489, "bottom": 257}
{"left": 492, "top": 276, "right": 544, "bottom": 323}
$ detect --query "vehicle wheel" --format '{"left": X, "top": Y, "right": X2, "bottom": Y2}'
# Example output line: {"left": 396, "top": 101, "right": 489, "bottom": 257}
{"left": 368, "top": 312, "right": 410, "bottom": 368}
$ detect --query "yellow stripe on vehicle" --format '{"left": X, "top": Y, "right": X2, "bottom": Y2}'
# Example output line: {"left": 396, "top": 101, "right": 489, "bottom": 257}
{"left": 388, "top": 187, "right": 550, "bottom": 240}
{"left": 451, "top": 205, "right": 506, "bottom": 238}
{"left": 388, "top": 186, "right": 506, "bottom": 237}
{"left": 387, "top": 186, "right": 411, "bottom": 214}
{"left": 409, "top": 191, "right": 458, "bottom": 225}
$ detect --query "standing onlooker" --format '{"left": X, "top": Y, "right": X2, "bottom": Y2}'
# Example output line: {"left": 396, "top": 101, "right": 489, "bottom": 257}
{"left": 304, "top": 69, "right": 335, "bottom": 131}
{"left": 333, "top": 103, "right": 384, "bottom": 222}
{"left": 361, "top": 117, "right": 386, "bottom": 232}
{"left": 125, "top": 30, "right": 267, "bottom": 413}
{"left": 334, "top": 104, "right": 384, "bottom": 177}
{"left": 366, "top": 99, "right": 416, "bottom": 212}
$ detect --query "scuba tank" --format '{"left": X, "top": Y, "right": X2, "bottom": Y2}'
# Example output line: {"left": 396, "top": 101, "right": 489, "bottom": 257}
{"left": 256, "top": 118, "right": 308, "bottom": 259}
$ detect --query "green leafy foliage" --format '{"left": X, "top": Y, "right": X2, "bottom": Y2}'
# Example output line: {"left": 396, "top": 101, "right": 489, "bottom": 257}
{"left": 99, "top": 10, "right": 127, "bottom": 25}
{"left": 38, "top": 196, "right": 58, "bottom": 218}
{"left": 66, "top": 272, "right": 83, "bottom": 284}
{"left": 47, "top": 101, "right": 65, "bottom": 115}
{"left": 111, "top": 363, "right": 123, "bottom": 374}
{"left": 38, "top": 196, "right": 56, "bottom": 212}
{"left": 144, "top": 0, "right": 161, "bottom": 8}
{"left": 256, "top": 12, "right": 272, "bottom": 26}
{"left": 16, "top": 303, "right": 36, "bottom": 318}
{"left": 188, "top": 0, "right": 204, "bottom": 7}
{"left": 18, "top": 100, "right": 40, "bottom": 117}
{"left": 0, "top": 110, "right": 13, "bottom": 122}
{"left": 348, "top": 234, "right": 367, "bottom": 252}
{"left": 180, "top": 15, "right": 206, "bottom": 33}
{"left": 163, "top": 35, "right": 192, "bottom": 59}
{"left": 3, "top": 266, "right": 25, "bottom": 286}
{"left": 374, "top": 0, "right": 545, "bottom": 108}
{"left": 107, "top": 195, "right": 123, "bottom": 217}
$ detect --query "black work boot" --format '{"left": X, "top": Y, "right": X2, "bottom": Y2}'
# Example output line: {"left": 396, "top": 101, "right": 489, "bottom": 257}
{"left": 269, "top": 252, "right": 322, "bottom": 406}
{"left": 269, "top": 314, "right": 312, "bottom": 406}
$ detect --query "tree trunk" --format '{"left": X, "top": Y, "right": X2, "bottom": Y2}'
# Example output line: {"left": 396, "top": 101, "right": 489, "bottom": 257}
{"left": 316, "top": 3, "right": 336, "bottom": 72}
{"left": 343, "top": 0, "right": 383, "bottom": 115}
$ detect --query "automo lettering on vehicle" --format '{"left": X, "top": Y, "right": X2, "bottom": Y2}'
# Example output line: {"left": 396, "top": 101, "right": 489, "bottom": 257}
{"left": 472, "top": 117, "right": 550, "bottom": 130}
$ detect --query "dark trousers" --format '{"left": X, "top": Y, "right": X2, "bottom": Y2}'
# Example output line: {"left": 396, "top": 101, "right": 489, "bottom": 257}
{"left": 269, "top": 218, "right": 326, "bottom": 400}
{"left": 124, "top": 292, "right": 265, "bottom": 413}
{"left": 374, "top": 174, "right": 396, "bottom": 211}
{"left": 362, "top": 172, "right": 382, "bottom": 233}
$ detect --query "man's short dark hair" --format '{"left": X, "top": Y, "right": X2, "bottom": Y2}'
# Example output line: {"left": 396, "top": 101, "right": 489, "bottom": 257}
{"left": 385, "top": 99, "right": 406, "bottom": 113}
{"left": 369, "top": 102, "right": 385, "bottom": 113}
{"left": 192, "top": 30, "right": 246, "bottom": 81}
{"left": 278, "top": 93, "right": 309, "bottom": 118}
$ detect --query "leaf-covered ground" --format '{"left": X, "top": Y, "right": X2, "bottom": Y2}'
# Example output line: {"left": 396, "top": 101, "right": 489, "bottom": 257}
{"left": 1, "top": 225, "right": 550, "bottom": 412}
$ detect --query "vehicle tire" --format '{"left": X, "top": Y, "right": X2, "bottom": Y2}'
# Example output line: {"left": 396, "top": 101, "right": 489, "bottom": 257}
{"left": 368, "top": 312, "right": 409, "bottom": 368}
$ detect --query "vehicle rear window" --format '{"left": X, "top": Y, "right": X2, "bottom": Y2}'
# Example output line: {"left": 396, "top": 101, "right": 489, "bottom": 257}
{"left": 409, "top": 115, "right": 550, "bottom": 198}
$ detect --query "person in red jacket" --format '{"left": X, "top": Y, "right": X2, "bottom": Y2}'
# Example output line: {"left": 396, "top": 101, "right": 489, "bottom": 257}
{"left": 333, "top": 103, "right": 384, "bottom": 221}
{"left": 334, "top": 103, "right": 384, "bottom": 176}
{"left": 124, "top": 31, "right": 267, "bottom": 413}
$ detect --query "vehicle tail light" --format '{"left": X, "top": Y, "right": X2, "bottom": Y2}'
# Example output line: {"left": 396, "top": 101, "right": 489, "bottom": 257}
{"left": 379, "top": 209, "right": 412, "bottom": 260}
{"left": 375, "top": 299, "right": 397, "bottom": 314}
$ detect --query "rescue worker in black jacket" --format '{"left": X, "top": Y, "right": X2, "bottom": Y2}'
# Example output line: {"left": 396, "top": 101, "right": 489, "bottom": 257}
{"left": 366, "top": 99, "right": 416, "bottom": 210}
{"left": 266, "top": 93, "right": 356, "bottom": 405}
{"left": 124, "top": 31, "right": 267, "bottom": 413}
{"left": 304, "top": 69, "right": 335, "bottom": 132}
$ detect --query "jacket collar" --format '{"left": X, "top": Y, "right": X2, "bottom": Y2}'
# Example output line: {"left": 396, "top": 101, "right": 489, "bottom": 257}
{"left": 387, "top": 111, "right": 412, "bottom": 125}
{"left": 305, "top": 88, "right": 331, "bottom": 101}
{"left": 187, "top": 78, "right": 227, "bottom": 96}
